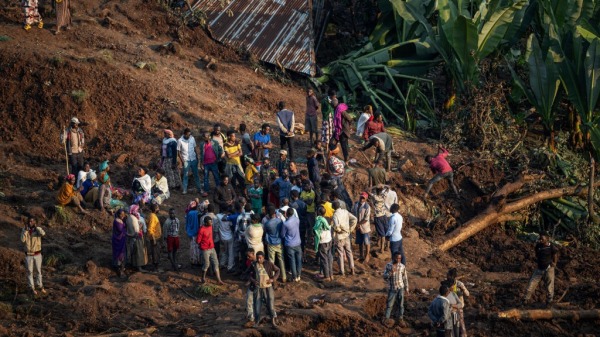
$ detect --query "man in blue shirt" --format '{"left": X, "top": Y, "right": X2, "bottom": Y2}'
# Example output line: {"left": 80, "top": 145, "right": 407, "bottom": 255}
{"left": 281, "top": 208, "right": 302, "bottom": 282}
{"left": 273, "top": 169, "right": 293, "bottom": 203}
{"left": 263, "top": 206, "right": 286, "bottom": 282}
{"left": 253, "top": 123, "right": 274, "bottom": 161}
{"left": 386, "top": 203, "right": 405, "bottom": 265}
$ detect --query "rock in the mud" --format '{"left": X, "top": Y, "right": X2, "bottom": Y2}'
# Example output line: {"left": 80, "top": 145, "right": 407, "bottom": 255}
{"left": 25, "top": 206, "right": 46, "bottom": 219}
{"left": 115, "top": 153, "right": 128, "bottom": 164}
{"left": 181, "top": 327, "right": 196, "bottom": 336}
{"left": 398, "top": 159, "right": 414, "bottom": 171}
{"left": 85, "top": 260, "right": 98, "bottom": 278}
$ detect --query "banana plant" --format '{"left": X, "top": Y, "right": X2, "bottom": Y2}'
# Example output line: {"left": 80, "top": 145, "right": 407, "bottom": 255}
{"left": 397, "top": 0, "right": 529, "bottom": 95}
{"left": 540, "top": 0, "right": 600, "bottom": 154}
{"left": 509, "top": 34, "right": 561, "bottom": 151}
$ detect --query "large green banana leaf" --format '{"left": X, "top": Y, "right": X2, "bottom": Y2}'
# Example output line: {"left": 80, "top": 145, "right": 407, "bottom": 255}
{"left": 511, "top": 34, "right": 561, "bottom": 132}
{"left": 477, "top": 0, "right": 528, "bottom": 59}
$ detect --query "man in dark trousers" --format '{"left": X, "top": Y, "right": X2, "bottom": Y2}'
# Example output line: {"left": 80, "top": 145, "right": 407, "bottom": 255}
{"left": 522, "top": 231, "right": 559, "bottom": 307}
{"left": 276, "top": 101, "right": 295, "bottom": 160}
{"left": 361, "top": 132, "right": 394, "bottom": 171}
{"left": 248, "top": 251, "right": 281, "bottom": 327}
{"left": 424, "top": 145, "right": 459, "bottom": 198}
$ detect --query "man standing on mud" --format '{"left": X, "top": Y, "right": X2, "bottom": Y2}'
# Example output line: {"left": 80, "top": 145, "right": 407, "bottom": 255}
{"left": 21, "top": 217, "right": 46, "bottom": 295}
{"left": 276, "top": 101, "right": 296, "bottom": 161}
{"left": 383, "top": 252, "right": 409, "bottom": 327}
{"left": 428, "top": 284, "right": 452, "bottom": 337}
{"left": 305, "top": 88, "right": 320, "bottom": 144}
{"left": 178, "top": 128, "right": 201, "bottom": 195}
{"left": 62, "top": 117, "right": 85, "bottom": 175}
{"left": 522, "top": 231, "right": 559, "bottom": 307}
{"left": 248, "top": 251, "right": 280, "bottom": 327}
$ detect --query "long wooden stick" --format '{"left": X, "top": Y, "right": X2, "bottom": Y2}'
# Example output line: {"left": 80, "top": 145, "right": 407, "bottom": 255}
{"left": 85, "top": 326, "right": 157, "bottom": 337}
{"left": 63, "top": 126, "right": 70, "bottom": 175}
{"left": 496, "top": 308, "right": 600, "bottom": 321}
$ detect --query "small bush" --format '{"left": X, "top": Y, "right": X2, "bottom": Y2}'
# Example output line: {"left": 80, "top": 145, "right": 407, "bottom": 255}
{"left": 44, "top": 253, "right": 66, "bottom": 267}
{"left": 195, "top": 284, "right": 224, "bottom": 297}
{"left": 0, "top": 36, "right": 11, "bottom": 42}
{"left": 99, "top": 49, "right": 114, "bottom": 63}
{"left": 50, "top": 56, "right": 64, "bottom": 67}
{"left": 146, "top": 62, "right": 157, "bottom": 72}
{"left": 71, "top": 90, "right": 87, "bottom": 105}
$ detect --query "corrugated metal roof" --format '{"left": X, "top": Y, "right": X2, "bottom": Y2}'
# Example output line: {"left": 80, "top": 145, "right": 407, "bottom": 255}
{"left": 196, "top": 0, "right": 316, "bottom": 76}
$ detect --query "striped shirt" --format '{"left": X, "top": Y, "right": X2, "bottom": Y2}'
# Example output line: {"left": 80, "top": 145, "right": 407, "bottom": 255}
{"left": 383, "top": 262, "right": 409, "bottom": 291}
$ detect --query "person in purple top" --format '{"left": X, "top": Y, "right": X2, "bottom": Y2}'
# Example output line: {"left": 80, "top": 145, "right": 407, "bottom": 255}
{"left": 281, "top": 208, "right": 302, "bottom": 282}
{"left": 111, "top": 209, "right": 127, "bottom": 277}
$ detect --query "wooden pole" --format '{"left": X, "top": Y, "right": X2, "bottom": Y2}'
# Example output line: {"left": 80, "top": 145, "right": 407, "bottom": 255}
{"left": 63, "top": 126, "right": 70, "bottom": 175}
{"left": 496, "top": 308, "right": 600, "bottom": 321}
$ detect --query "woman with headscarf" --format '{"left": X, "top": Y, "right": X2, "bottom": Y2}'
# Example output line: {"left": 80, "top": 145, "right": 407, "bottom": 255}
{"left": 54, "top": 0, "right": 71, "bottom": 34}
{"left": 112, "top": 209, "right": 127, "bottom": 276}
{"left": 126, "top": 204, "right": 148, "bottom": 271}
{"left": 132, "top": 167, "right": 152, "bottom": 206}
{"left": 98, "top": 168, "right": 126, "bottom": 214}
{"left": 56, "top": 174, "right": 88, "bottom": 214}
{"left": 356, "top": 105, "right": 373, "bottom": 139}
{"left": 160, "top": 129, "right": 182, "bottom": 190}
{"left": 81, "top": 171, "right": 100, "bottom": 205}
{"left": 185, "top": 200, "right": 201, "bottom": 266}
{"left": 332, "top": 99, "right": 352, "bottom": 162}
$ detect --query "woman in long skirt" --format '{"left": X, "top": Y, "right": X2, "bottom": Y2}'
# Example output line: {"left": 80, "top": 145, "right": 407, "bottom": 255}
{"left": 112, "top": 209, "right": 127, "bottom": 276}
{"left": 55, "top": 0, "right": 71, "bottom": 34}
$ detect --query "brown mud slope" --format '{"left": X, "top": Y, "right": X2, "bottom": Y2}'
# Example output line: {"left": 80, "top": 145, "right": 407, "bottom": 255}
{"left": 0, "top": 0, "right": 599, "bottom": 336}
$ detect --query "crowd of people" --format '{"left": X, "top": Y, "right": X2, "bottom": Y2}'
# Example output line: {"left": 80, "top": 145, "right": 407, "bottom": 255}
{"left": 23, "top": 89, "right": 558, "bottom": 334}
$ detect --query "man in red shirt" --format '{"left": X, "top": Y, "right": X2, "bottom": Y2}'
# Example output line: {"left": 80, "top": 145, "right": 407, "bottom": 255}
{"left": 424, "top": 145, "right": 459, "bottom": 198}
{"left": 197, "top": 217, "right": 224, "bottom": 284}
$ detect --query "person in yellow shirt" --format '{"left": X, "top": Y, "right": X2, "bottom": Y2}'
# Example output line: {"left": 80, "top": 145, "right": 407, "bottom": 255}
{"left": 146, "top": 203, "right": 162, "bottom": 271}
{"left": 224, "top": 130, "right": 246, "bottom": 193}
{"left": 244, "top": 157, "right": 259, "bottom": 185}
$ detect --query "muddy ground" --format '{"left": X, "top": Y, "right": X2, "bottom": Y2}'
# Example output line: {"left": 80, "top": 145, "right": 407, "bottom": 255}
{"left": 0, "top": 0, "right": 599, "bottom": 336}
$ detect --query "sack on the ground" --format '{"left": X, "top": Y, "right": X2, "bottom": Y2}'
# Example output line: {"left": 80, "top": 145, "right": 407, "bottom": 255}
{"left": 328, "top": 156, "right": 345, "bottom": 177}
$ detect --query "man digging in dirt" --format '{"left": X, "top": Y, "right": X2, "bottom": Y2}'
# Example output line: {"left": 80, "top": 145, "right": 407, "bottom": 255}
{"left": 21, "top": 217, "right": 47, "bottom": 296}
{"left": 368, "top": 160, "right": 387, "bottom": 187}
{"left": 424, "top": 145, "right": 460, "bottom": 199}
{"left": 383, "top": 251, "right": 409, "bottom": 328}
{"left": 522, "top": 231, "right": 559, "bottom": 307}
{"left": 361, "top": 132, "right": 394, "bottom": 171}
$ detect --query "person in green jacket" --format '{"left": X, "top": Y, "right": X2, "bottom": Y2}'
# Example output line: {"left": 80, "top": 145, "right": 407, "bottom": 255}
{"left": 313, "top": 207, "right": 333, "bottom": 282}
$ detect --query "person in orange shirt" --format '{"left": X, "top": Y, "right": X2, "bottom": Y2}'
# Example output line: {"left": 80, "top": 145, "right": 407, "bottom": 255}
{"left": 56, "top": 174, "right": 87, "bottom": 214}
{"left": 146, "top": 204, "right": 162, "bottom": 271}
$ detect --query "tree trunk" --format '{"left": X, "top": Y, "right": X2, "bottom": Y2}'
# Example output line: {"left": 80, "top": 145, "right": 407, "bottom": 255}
{"left": 86, "top": 327, "right": 157, "bottom": 337}
{"left": 496, "top": 308, "right": 600, "bottom": 321}
{"left": 438, "top": 175, "right": 600, "bottom": 252}
{"left": 587, "top": 156, "right": 599, "bottom": 225}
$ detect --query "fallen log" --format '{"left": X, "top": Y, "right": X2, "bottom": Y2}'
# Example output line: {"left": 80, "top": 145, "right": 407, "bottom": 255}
{"left": 86, "top": 327, "right": 157, "bottom": 337}
{"left": 438, "top": 174, "right": 600, "bottom": 252}
{"left": 496, "top": 308, "right": 600, "bottom": 321}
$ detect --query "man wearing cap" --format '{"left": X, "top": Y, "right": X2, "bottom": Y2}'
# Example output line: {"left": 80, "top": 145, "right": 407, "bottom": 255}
{"left": 352, "top": 192, "right": 372, "bottom": 263}
{"left": 361, "top": 132, "right": 394, "bottom": 172}
{"left": 275, "top": 150, "right": 295, "bottom": 177}
{"left": 276, "top": 101, "right": 295, "bottom": 161}
{"left": 62, "top": 117, "right": 85, "bottom": 175}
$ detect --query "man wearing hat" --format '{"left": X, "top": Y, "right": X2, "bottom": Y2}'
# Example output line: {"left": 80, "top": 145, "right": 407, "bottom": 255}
{"left": 352, "top": 192, "right": 372, "bottom": 263}
{"left": 62, "top": 117, "right": 85, "bottom": 175}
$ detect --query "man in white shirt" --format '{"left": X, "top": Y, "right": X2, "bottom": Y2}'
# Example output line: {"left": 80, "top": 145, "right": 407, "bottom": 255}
{"left": 386, "top": 204, "right": 405, "bottom": 265}
{"left": 177, "top": 128, "right": 201, "bottom": 194}
{"left": 332, "top": 200, "right": 357, "bottom": 276}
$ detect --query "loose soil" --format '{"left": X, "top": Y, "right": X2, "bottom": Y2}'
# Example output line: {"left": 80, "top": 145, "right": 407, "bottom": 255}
{"left": 0, "top": 1, "right": 599, "bottom": 336}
